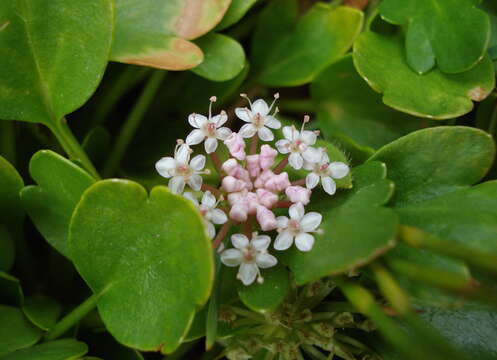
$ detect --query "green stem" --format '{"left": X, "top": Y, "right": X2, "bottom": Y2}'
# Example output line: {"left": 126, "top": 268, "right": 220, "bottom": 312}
{"left": 370, "top": 262, "right": 412, "bottom": 315}
{"left": 50, "top": 118, "right": 100, "bottom": 179}
{"left": 102, "top": 70, "right": 166, "bottom": 177}
{"left": 0, "top": 121, "right": 16, "bottom": 165}
{"left": 46, "top": 292, "right": 101, "bottom": 340}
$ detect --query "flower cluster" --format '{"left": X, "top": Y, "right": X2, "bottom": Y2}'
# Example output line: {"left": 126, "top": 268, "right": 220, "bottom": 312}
{"left": 156, "top": 95, "right": 350, "bottom": 285}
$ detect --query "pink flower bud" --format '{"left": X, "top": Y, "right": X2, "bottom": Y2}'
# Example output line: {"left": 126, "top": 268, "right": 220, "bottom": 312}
{"left": 230, "top": 203, "right": 248, "bottom": 222}
{"left": 245, "top": 192, "right": 259, "bottom": 214}
{"left": 222, "top": 176, "right": 247, "bottom": 192}
{"left": 256, "top": 206, "right": 277, "bottom": 231}
{"left": 227, "top": 191, "right": 245, "bottom": 205}
{"left": 224, "top": 133, "right": 246, "bottom": 160}
{"left": 259, "top": 145, "right": 277, "bottom": 170}
{"left": 256, "top": 189, "right": 279, "bottom": 208}
{"left": 285, "top": 185, "right": 312, "bottom": 205}
{"left": 246, "top": 155, "right": 261, "bottom": 178}
{"left": 265, "top": 172, "right": 291, "bottom": 192}
{"left": 222, "top": 158, "right": 238, "bottom": 175}
{"left": 254, "top": 169, "right": 275, "bottom": 188}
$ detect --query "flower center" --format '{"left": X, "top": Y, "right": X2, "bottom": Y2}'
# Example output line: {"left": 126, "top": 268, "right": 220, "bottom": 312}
{"left": 205, "top": 122, "right": 217, "bottom": 137}
{"left": 290, "top": 139, "right": 306, "bottom": 153}
{"left": 314, "top": 163, "right": 329, "bottom": 177}
{"left": 242, "top": 245, "right": 257, "bottom": 263}
{"left": 176, "top": 164, "right": 192, "bottom": 178}
{"left": 288, "top": 219, "right": 301, "bottom": 234}
{"left": 253, "top": 113, "right": 265, "bottom": 129}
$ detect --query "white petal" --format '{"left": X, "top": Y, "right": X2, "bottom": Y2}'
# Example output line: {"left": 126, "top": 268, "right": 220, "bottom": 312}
{"left": 155, "top": 157, "right": 176, "bottom": 178}
{"left": 239, "top": 123, "right": 257, "bottom": 138}
{"left": 239, "top": 263, "right": 258, "bottom": 285}
{"left": 183, "top": 192, "right": 199, "bottom": 206}
{"left": 220, "top": 249, "right": 243, "bottom": 267}
{"left": 206, "top": 221, "right": 215, "bottom": 239}
{"left": 303, "top": 160, "right": 315, "bottom": 171}
{"left": 282, "top": 126, "right": 298, "bottom": 141}
{"left": 288, "top": 153, "right": 303, "bottom": 170}
{"left": 201, "top": 191, "right": 216, "bottom": 207}
{"left": 252, "top": 235, "right": 271, "bottom": 251}
{"left": 235, "top": 107, "right": 252, "bottom": 122}
{"left": 188, "top": 113, "right": 207, "bottom": 128}
{"left": 274, "top": 231, "right": 294, "bottom": 251}
{"left": 216, "top": 127, "right": 232, "bottom": 140}
{"left": 187, "top": 174, "right": 203, "bottom": 191}
{"left": 306, "top": 172, "right": 320, "bottom": 189}
{"left": 204, "top": 137, "right": 218, "bottom": 154}
{"left": 251, "top": 99, "right": 269, "bottom": 116}
{"left": 302, "top": 147, "right": 322, "bottom": 163}
{"left": 289, "top": 202, "right": 305, "bottom": 221}
{"left": 275, "top": 139, "right": 291, "bottom": 154}
{"left": 256, "top": 253, "right": 277, "bottom": 269}
{"left": 186, "top": 129, "right": 205, "bottom": 145}
{"left": 300, "top": 212, "right": 322, "bottom": 232}
{"left": 190, "top": 155, "right": 206, "bottom": 171}
{"left": 329, "top": 162, "right": 349, "bottom": 179}
{"left": 276, "top": 216, "right": 289, "bottom": 228}
{"left": 176, "top": 144, "right": 191, "bottom": 164}
{"left": 295, "top": 233, "right": 315, "bottom": 252}
{"left": 265, "top": 115, "right": 281, "bottom": 129}
{"left": 258, "top": 127, "right": 274, "bottom": 141}
{"left": 210, "top": 209, "right": 228, "bottom": 224}
{"left": 301, "top": 130, "right": 317, "bottom": 145}
{"left": 213, "top": 113, "right": 228, "bottom": 127}
{"left": 231, "top": 233, "right": 249, "bottom": 249}
{"left": 169, "top": 176, "right": 185, "bottom": 194}
{"left": 322, "top": 176, "right": 337, "bottom": 195}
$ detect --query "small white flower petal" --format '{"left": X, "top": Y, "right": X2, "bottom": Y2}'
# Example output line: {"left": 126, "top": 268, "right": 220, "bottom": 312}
{"left": 206, "top": 221, "right": 215, "bottom": 239}
{"left": 256, "top": 253, "right": 277, "bottom": 269}
{"left": 239, "top": 263, "right": 258, "bottom": 285}
{"left": 289, "top": 202, "right": 305, "bottom": 221}
{"left": 329, "top": 162, "right": 350, "bottom": 179}
{"left": 302, "top": 147, "right": 322, "bottom": 163}
{"left": 217, "top": 127, "right": 232, "bottom": 140}
{"left": 183, "top": 192, "right": 199, "bottom": 206}
{"left": 265, "top": 115, "right": 281, "bottom": 129}
{"left": 235, "top": 107, "right": 252, "bottom": 122}
{"left": 220, "top": 249, "right": 243, "bottom": 267}
{"left": 288, "top": 153, "right": 303, "bottom": 170}
{"left": 201, "top": 191, "right": 216, "bottom": 208}
{"left": 306, "top": 172, "right": 320, "bottom": 189}
{"left": 301, "top": 130, "right": 317, "bottom": 145}
{"left": 275, "top": 139, "right": 291, "bottom": 154}
{"left": 190, "top": 155, "right": 206, "bottom": 171}
{"left": 295, "top": 233, "right": 315, "bottom": 252}
{"left": 251, "top": 99, "right": 269, "bottom": 116}
{"left": 169, "top": 176, "right": 185, "bottom": 194}
{"left": 155, "top": 157, "right": 176, "bottom": 178}
{"left": 300, "top": 212, "right": 322, "bottom": 232}
{"left": 188, "top": 174, "right": 203, "bottom": 191}
{"left": 276, "top": 216, "right": 289, "bottom": 228}
{"left": 204, "top": 137, "right": 218, "bottom": 154}
{"left": 210, "top": 209, "right": 228, "bottom": 224}
{"left": 186, "top": 129, "right": 205, "bottom": 146}
{"left": 282, "top": 126, "right": 298, "bottom": 141}
{"left": 231, "top": 233, "right": 249, "bottom": 249}
{"left": 252, "top": 235, "right": 271, "bottom": 251}
{"left": 176, "top": 144, "right": 191, "bottom": 164}
{"left": 213, "top": 113, "right": 228, "bottom": 127}
{"left": 239, "top": 123, "right": 257, "bottom": 138}
{"left": 274, "top": 231, "right": 294, "bottom": 251}
{"left": 188, "top": 113, "right": 204, "bottom": 128}
{"left": 258, "top": 127, "right": 274, "bottom": 141}
{"left": 322, "top": 176, "right": 337, "bottom": 195}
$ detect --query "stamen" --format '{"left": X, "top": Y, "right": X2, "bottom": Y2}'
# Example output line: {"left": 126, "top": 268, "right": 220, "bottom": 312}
{"left": 268, "top": 93, "right": 279, "bottom": 112}
{"left": 301, "top": 115, "right": 310, "bottom": 133}
{"left": 240, "top": 93, "right": 252, "bottom": 107}
{"left": 208, "top": 96, "right": 217, "bottom": 119}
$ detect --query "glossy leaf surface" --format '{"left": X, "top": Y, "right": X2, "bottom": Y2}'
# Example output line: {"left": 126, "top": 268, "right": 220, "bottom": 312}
{"left": 216, "top": 0, "right": 260, "bottom": 30}
{"left": 23, "top": 296, "right": 62, "bottom": 331}
{"left": 0, "top": 339, "right": 87, "bottom": 360}
{"left": 0, "top": 305, "right": 42, "bottom": 356}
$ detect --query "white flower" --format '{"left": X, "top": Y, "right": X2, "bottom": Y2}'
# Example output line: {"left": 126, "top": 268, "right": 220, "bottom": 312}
{"left": 186, "top": 96, "right": 232, "bottom": 153}
{"left": 155, "top": 141, "right": 208, "bottom": 194}
{"left": 275, "top": 116, "right": 317, "bottom": 170}
{"left": 274, "top": 203, "right": 322, "bottom": 252}
{"left": 220, "top": 233, "right": 277, "bottom": 285}
{"left": 184, "top": 191, "right": 228, "bottom": 239}
{"left": 235, "top": 94, "right": 281, "bottom": 141}
{"left": 303, "top": 148, "right": 349, "bottom": 195}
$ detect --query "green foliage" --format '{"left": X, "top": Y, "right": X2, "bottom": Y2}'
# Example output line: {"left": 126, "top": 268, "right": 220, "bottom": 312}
{"left": 0, "top": 305, "right": 42, "bottom": 356}
{"left": 0, "top": 339, "right": 88, "bottom": 360}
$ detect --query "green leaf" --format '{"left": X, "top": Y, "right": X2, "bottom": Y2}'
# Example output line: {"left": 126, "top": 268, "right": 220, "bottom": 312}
{"left": 0, "top": 339, "right": 88, "bottom": 360}
{"left": 379, "top": 0, "right": 490, "bottom": 74}
{"left": 0, "top": 272, "right": 23, "bottom": 306}
{"left": 22, "top": 296, "right": 62, "bottom": 331}
{"left": 253, "top": 2, "right": 363, "bottom": 86}
{"left": 312, "top": 55, "right": 423, "bottom": 150}
{"left": 69, "top": 180, "right": 214, "bottom": 352}
{"left": 284, "top": 162, "right": 398, "bottom": 285}
{"left": 353, "top": 32, "right": 495, "bottom": 119}
{"left": 0, "top": 226, "right": 14, "bottom": 273}
{"left": 0, "top": 0, "right": 113, "bottom": 126}
{"left": 238, "top": 265, "right": 290, "bottom": 313}
{"left": 20, "top": 150, "right": 96, "bottom": 258}
{"left": 192, "top": 33, "right": 246, "bottom": 81}
{"left": 0, "top": 305, "right": 42, "bottom": 356}
{"left": 216, "top": 0, "right": 260, "bottom": 30}
{"left": 370, "top": 126, "right": 497, "bottom": 255}
{"left": 110, "top": 0, "right": 231, "bottom": 71}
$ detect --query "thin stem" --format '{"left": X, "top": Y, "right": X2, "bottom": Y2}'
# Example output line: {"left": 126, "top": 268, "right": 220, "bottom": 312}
{"left": 212, "top": 220, "right": 233, "bottom": 249}
{"left": 273, "top": 156, "right": 288, "bottom": 174}
{"left": 102, "top": 70, "right": 166, "bottom": 177}
{"left": 201, "top": 183, "right": 223, "bottom": 198}
{"left": 46, "top": 292, "right": 101, "bottom": 340}
{"left": 228, "top": 306, "right": 265, "bottom": 321}
{"left": 370, "top": 262, "right": 412, "bottom": 315}
{"left": 291, "top": 179, "right": 306, "bottom": 186}
{"left": 242, "top": 216, "right": 254, "bottom": 237}
{"left": 250, "top": 134, "right": 258, "bottom": 154}
{"left": 50, "top": 118, "right": 100, "bottom": 179}
{"left": 210, "top": 152, "right": 224, "bottom": 176}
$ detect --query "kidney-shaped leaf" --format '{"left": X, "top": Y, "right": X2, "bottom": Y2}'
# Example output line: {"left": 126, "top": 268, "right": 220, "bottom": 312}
{"left": 353, "top": 32, "right": 495, "bottom": 119}
{"left": 370, "top": 127, "right": 497, "bottom": 255}
{"left": 284, "top": 161, "right": 398, "bottom": 285}
{"left": 379, "top": 0, "right": 490, "bottom": 74}
{"left": 0, "top": 305, "right": 42, "bottom": 356}
{"left": 0, "top": 0, "right": 113, "bottom": 126}
{"left": 253, "top": 2, "right": 363, "bottom": 86}
{"left": 21, "top": 151, "right": 95, "bottom": 258}
{"left": 69, "top": 180, "right": 214, "bottom": 352}
{"left": 0, "top": 339, "right": 87, "bottom": 360}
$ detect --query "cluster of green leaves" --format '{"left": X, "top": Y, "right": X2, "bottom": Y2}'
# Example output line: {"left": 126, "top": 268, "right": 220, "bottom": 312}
{"left": 1, "top": 0, "right": 497, "bottom": 359}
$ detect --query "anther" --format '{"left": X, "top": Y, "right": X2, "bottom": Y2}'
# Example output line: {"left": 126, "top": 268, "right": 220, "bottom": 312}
{"left": 209, "top": 96, "right": 217, "bottom": 102}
